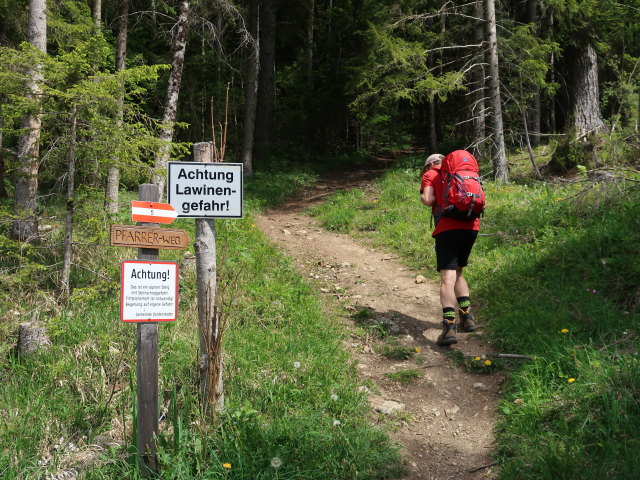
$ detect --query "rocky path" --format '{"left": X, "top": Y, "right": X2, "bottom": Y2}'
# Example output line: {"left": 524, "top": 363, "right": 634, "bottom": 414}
{"left": 255, "top": 160, "right": 504, "bottom": 480}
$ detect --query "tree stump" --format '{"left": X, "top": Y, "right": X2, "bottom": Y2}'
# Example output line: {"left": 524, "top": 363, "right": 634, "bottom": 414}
{"left": 180, "top": 251, "right": 196, "bottom": 274}
{"left": 17, "top": 322, "right": 51, "bottom": 355}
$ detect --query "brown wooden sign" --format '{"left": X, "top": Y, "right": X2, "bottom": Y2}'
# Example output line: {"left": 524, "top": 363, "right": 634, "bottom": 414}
{"left": 110, "top": 224, "right": 190, "bottom": 250}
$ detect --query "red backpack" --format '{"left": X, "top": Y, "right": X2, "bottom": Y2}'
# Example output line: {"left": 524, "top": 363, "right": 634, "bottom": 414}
{"left": 434, "top": 150, "right": 485, "bottom": 223}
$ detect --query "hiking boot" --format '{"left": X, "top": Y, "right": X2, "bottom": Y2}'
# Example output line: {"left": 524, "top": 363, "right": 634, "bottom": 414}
{"left": 459, "top": 307, "right": 477, "bottom": 332}
{"left": 437, "top": 320, "right": 458, "bottom": 346}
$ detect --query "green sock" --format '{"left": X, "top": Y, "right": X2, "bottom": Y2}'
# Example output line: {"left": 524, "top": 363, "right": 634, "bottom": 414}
{"left": 457, "top": 296, "right": 471, "bottom": 309}
{"left": 457, "top": 296, "right": 471, "bottom": 316}
{"left": 443, "top": 307, "right": 456, "bottom": 324}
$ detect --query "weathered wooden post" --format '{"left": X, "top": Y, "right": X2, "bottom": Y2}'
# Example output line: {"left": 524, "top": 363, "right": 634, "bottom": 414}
{"left": 136, "top": 183, "right": 159, "bottom": 475}
{"left": 113, "top": 184, "right": 184, "bottom": 476}
{"left": 166, "top": 141, "right": 242, "bottom": 413}
{"left": 193, "top": 141, "right": 224, "bottom": 413}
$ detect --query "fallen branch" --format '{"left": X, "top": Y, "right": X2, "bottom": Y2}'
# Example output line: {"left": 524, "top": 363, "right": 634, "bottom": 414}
{"left": 599, "top": 331, "right": 637, "bottom": 351}
{"left": 463, "top": 353, "right": 530, "bottom": 359}
{"left": 465, "top": 461, "right": 498, "bottom": 473}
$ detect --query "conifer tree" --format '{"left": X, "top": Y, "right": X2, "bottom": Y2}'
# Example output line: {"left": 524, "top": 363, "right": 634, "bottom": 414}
{"left": 12, "top": 0, "right": 46, "bottom": 242}
{"left": 152, "top": 0, "right": 190, "bottom": 200}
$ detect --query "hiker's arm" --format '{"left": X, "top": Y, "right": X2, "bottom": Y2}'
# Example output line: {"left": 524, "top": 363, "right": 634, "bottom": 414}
{"left": 421, "top": 185, "right": 435, "bottom": 206}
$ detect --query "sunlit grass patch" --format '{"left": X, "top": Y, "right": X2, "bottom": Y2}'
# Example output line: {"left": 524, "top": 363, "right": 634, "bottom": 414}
{"left": 386, "top": 369, "right": 423, "bottom": 383}
{"left": 378, "top": 341, "right": 417, "bottom": 360}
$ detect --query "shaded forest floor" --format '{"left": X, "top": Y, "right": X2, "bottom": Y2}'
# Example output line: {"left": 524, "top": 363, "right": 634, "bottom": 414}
{"left": 256, "top": 156, "right": 505, "bottom": 480}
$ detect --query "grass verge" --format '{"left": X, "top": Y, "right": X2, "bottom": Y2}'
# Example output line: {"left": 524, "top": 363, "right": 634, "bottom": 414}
{"left": 308, "top": 153, "right": 640, "bottom": 479}
{"left": 0, "top": 158, "right": 404, "bottom": 479}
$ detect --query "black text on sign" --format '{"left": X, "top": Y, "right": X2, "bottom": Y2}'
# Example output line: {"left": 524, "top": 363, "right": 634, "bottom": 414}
{"left": 167, "top": 162, "right": 243, "bottom": 219}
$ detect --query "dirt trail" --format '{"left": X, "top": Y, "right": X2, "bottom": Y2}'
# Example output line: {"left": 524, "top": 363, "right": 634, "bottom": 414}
{"left": 255, "top": 158, "right": 504, "bottom": 480}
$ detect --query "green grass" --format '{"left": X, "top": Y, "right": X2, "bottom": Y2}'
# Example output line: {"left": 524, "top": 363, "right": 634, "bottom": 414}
{"left": 378, "top": 341, "right": 416, "bottom": 361}
{"left": 309, "top": 152, "right": 640, "bottom": 479}
{"left": 385, "top": 369, "right": 423, "bottom": 383}
{"left": 0, "top": 158, "right": 404, "bottom": 479}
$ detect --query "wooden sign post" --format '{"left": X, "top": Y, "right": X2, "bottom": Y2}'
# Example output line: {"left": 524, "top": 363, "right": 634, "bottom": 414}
{"left": 135, "top": 184, "right": 160, "bottom": 475}
{"left": 112, "top": 186, "right": 188, "bottom": 475}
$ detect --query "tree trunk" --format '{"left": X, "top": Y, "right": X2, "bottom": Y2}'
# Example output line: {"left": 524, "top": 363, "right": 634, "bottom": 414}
{"left": 304, "top": 0, "right": 315, "bottom": 144}
{"left": 193, "top": 142, "right": 224, "bottom": 414}
{"left": 12, "top": 0, "right": 46, "bottom": 242}
{"left": 548, "top": 11, "right": 556, "bottom": 134}
{"left": 484, "top": 0, "right": 508, "bottom": 182}
{"left": 255, "top": 0, "right": 276, "bottom": 163}
{"left": 104, "top": 166, "right": 120, "bottom": 217}
{"left": 527, "top": 0, "right": 540, "bottom": 147}
{"left": 61, "top": 105, "right": 77, "bottom": 296}
{"left": 88, "top": 0, "right": 103, "bottom": 185}
{"left": 240, "top": 0, "right": 259, "bottom": 176}
{"left": 92, "top": 0, "right": 102, "bottom": 28}
{"left": 427, "top": 101, "right": 437, "bottom": 153}
{"left": 306, "top": 0, "right": 314, "bottom": 89}
{"left": 0, "top": 128, "right": 8, "bottom": 198}
{"left": 217, "top": 11, "right": 224, "bottom": 82}
{"left": 530, "top": 83, "right": 541, "bottom": 146}
{"left": 424, "top": 53, "right": 437, "bottom": 153}
{"left": 571, "top": 42, "right": 605, "bottom": 136}
{"left": 471, "top": 0, "right": 486, "bottom": 161}
{"left": 520, "top": 105, "right": 542, "bottom": 179}
{"left": 151, "top": 0, "right": 190, "bottom": 200}
{"left": 105, "top": 0, "right": 129, "bottom": 214}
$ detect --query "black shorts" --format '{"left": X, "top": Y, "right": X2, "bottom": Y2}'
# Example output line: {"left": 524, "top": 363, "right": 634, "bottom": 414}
{"left": 434, "top": 229, "right": 478, "bottom": 271}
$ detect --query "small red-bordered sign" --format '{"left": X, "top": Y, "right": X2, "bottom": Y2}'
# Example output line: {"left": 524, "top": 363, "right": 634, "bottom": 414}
{"left": 131, "top": 201, "right": 178, "bottom": 224}
{"left": 120, "top": 260, "right": 178, "bottom": 322}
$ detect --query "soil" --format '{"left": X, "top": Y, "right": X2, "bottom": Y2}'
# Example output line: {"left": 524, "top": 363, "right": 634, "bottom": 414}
{"left": 255, "top": 156, "right": 505, "bottom": 480}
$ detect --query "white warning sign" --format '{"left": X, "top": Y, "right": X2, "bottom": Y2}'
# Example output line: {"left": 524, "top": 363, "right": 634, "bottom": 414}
{"left": 167, "top": 161, "right": 243, "bottom": 219}
{"left": 120, "top": 260, "right": 179, "bottom": 322}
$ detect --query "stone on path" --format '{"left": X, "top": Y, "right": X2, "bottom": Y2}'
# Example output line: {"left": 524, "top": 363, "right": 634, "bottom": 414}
{"left": 372, "top": 399, "right": 406, "bottom": 415}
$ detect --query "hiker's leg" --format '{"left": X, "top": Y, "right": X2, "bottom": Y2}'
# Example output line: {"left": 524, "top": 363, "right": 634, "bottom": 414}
{"left": 455, "top": 267, "right": 478, "bottom": 332}
{"left": 440, "top": 269, "right": 458, "bottom": 310}
{"left": 453, "top": 230, "right": 477, "bottom": 299}
{"left": 454, "top": 267, "right": 470, "bottom": 298}
{"left": 438, "top": 269, "right": 459, "bottom": 345}
{"left": 435, "top": 231, "right": 457, "bottom": 310}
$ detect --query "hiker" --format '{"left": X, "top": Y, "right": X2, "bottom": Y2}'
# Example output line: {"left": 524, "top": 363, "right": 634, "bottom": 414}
{"left": 420, "top": 150, "right": 483, "bottom": 346}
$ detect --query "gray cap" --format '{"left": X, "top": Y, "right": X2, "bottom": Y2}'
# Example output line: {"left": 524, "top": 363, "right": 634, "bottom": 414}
{"left": 424, "top": 154, "right": 444, "bottom": 167}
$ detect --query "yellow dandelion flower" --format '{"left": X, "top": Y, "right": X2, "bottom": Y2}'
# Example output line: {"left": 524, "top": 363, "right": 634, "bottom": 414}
{"left": 223, "top": 463, "right": 232, "bottom": 469}
{"left": 561, "top": 328, "right": 569, "bottom": 334}
{"left": 414, "top": 347, "right": 421, "bottom": 353}
{"left": 474, "top": 356, "right": 481, "bottom": 361}
{"left": 484, "top": 360, "right": 492, "bottom": 366}
{"left": 568, "top": 378, "right": 576, "bottom": 383}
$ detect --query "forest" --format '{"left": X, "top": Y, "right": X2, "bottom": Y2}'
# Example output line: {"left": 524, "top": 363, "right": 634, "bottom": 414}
{"left": 1, "top": 0, "right": 639, "bottom": 479}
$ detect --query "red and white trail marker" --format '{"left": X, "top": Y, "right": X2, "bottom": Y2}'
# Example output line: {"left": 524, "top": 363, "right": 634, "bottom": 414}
{"left": 131, "top": 201, "right": 178, "bottom": 224}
